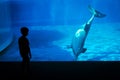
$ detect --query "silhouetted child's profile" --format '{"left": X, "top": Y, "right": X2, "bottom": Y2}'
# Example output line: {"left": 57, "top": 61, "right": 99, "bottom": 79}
{"left": 18, "top": 27, "right": 32, "bottom": 75}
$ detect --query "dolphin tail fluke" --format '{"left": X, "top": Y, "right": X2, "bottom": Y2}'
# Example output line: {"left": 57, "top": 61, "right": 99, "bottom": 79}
{"left": 88, "top": 5, "right": 106, "bottom": 18}
{"left": 94, "top": 10, "right": 106, "bottom": 18}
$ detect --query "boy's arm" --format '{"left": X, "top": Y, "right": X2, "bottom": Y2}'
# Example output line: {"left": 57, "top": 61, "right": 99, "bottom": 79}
{"left": 29, "top": 47, "right": 32, "bottom": 59}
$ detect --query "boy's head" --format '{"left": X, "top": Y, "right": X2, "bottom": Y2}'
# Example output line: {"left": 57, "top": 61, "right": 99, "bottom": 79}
{"left": 20, "top": 27, "right": 29, "bottom": 36}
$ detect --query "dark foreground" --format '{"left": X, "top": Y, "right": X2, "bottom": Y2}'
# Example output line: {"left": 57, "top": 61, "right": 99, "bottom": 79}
{"left": 0, "top": 61, "right": 120, "bottom": 79}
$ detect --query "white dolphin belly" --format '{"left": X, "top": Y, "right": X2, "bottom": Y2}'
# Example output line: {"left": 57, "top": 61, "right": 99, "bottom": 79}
{"left": 72, "top": 29, "right": 86, "bottom": 56}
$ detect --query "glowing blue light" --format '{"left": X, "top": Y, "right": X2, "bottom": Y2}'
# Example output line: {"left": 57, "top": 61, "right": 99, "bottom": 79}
{"left": 1, "top": 0, "right": 120, "bottom": 61}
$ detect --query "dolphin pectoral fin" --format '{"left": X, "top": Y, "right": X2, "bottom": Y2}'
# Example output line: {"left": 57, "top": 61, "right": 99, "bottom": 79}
{"left": 76, "top": 48, "right": 87, "bottom": 57}
{"left": 66, "top": 44, "right": 72, "bottom": 49}
{"left": 81, "top": 48, "right": 87, "bottom": 53}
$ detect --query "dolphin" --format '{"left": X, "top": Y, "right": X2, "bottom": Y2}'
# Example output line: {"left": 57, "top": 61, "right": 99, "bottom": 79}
{"left": 71, "top": 5, "right": 106, "bottom": 60}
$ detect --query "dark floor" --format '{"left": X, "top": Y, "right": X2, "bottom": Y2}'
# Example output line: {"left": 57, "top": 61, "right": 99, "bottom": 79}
{"left": 0, "top": 62, "right": 120, "bottom": 79}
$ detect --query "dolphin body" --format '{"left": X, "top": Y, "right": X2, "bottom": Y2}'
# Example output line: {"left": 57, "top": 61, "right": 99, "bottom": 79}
{"left": 71, "top": 5, "right": 106, "bottom": 60}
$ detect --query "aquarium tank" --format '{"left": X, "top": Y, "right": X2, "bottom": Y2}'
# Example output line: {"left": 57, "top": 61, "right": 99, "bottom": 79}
{"left": 0, "top": 0, "right": 120, "bottom": 61}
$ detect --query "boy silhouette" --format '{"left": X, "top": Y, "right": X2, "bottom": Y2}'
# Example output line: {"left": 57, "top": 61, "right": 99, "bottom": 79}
{"left": 18, "top": 27, "right": 32, "bottom": 75}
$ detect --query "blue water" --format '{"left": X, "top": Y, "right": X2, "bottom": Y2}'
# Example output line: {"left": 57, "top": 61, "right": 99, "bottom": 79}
{"left": 0, "top": 0, "right": 120, "bottom": 61}
{"left": 8, "top": 0, "right": 120, "bottom": 26}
